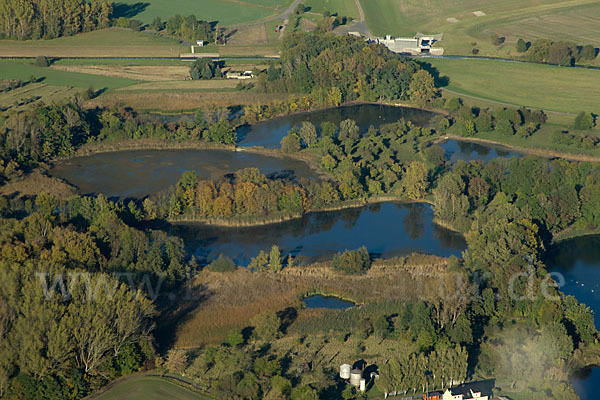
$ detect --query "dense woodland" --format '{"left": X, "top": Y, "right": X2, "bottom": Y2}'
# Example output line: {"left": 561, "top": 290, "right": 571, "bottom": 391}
{"left": 0, "top": 193, "right": 189, "bottom": 398}
{"left": 255, "top": 33, "right": 437, "bottom": 105}
{"left": 0, "top": 0, "right": 112, "bottom": 40}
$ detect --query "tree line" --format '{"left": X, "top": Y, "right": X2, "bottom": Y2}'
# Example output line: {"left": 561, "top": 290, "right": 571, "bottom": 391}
{"left": 0, "top": 0, "right": 112, "bottom": 40}
{"left": 515, "top": 38, "right": 598, "bottom": 66}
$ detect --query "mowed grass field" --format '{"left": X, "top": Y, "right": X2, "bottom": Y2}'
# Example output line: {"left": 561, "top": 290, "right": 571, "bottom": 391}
{"left": 0, "top": 83, "right": 81, "bottom": 112}
{"left": 90, "top": 376, "right": 210, "bottom": 400}
{"left": 303, "top": 0, "right": 360, "bottom": 19}
{"left": 360, "top": 0, "right": 600, "bottom": 57}
{"left": 426, "top": 58, "right": 600, "bottom": 114}
{"left": 114, "top": 0, "right": 292, "bottom": 25}
{"left": 0, "top": 60, "right": 137, "bottom": 89}
{"left": 0, "top": 28, "right": 184, "bottom": 57}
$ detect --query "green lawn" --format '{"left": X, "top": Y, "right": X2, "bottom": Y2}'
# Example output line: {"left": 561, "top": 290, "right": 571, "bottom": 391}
{"left": 426, "top": 58, "right": 600, "bottom": 114}
{"left": 91, "top": 376, "right": 211, "bottom": 400}
{"left": 0, "top": 60, "right": 136, "bottom": 90}
{"left": 360, "top": 0, "right": 600, "bottom": 57}
{"left": 304, "top": 0, "right": 360, "bottom": 19}
{"left": 113, "top": 0, "right": 291, "bottom": 25}
{"left": 0, "top": 28, "right": 184, "bottom": 57}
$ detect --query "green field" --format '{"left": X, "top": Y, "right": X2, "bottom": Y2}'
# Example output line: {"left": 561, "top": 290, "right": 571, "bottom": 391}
{"left": 360, "top": 0, "right": 600, "bottom": 57}
{"left": 114, "top": 0, "right": 292, "bottom": 25}
{"left": 91, "top": 376, "right": 211, "bottom": 400}
{"left": 0, "top": 60, "right": 136, "bottom": 90}
{"left": 426, "top": 58, "right": 600, "bottom": 114}
{"left": 0, "top": 28, "right": 184, "bottom": 57}
{"left": 304, "top": 0, "right": 360, "bottom": 19}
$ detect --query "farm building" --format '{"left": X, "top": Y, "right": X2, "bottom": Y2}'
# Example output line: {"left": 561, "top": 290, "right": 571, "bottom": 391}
{"left": 226, "top": 70, "right": 254, "bottom": 80}
{"left": 374, "top": 33, "right": 444, "bottom": 55}
{"left": 441, "top": 381, "right": 491, "bottom": 400}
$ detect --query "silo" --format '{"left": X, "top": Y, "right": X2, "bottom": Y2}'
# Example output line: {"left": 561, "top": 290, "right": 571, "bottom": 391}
{"left": 340, "top": 364, "right": 351, "bottom": 380}
{"left": 359, "top": 378, "right": 366, "bottom": 392}
{"left": 350, "top": 369, "right": 362, "bottom": 387}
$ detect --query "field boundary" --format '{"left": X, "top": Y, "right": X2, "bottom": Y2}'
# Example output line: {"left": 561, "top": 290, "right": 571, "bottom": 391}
{"left": 83, "top": 373, "right": 213, "bottom": 400}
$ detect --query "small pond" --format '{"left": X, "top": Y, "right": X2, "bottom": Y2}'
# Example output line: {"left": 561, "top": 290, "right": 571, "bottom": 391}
{"left": 303, "top": 295, "right": 355, "bottom": 310}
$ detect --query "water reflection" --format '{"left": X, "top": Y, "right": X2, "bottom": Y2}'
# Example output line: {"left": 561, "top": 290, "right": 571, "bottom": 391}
{"left": 547, "top": 235, "right": 600, "bottom": 400}
{"left": 237, "top": 104, "right": 435, "bottom": 148}
{"left": 171, "top": 202, "right": 466, "bottom": 266}
{"left": 49, "top": 149, "right": 320, "bottom": 199}
{"left": 303, "top": 295, "right": 355, "bottom": 310}
{"left": 440, "top": 139, "right": 523, "bottom": 164}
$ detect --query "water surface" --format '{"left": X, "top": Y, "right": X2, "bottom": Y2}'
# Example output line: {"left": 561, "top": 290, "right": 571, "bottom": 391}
{"left": 238, "top": 104, "right": 435, "bottom": 148}
{"left": 172, "top": 202, "right": 466, "bottom": 266}
{"left": 303, "top": 295, "right": 355, "bottom": 310}
{"left": 50, "top": 149, "right": 319, "bottom": 198}
{"left": 546, "top": 235, "right": 600, "bottom": 400}
{"left": 440, "top": 139, "right": 524, "bottom": 164}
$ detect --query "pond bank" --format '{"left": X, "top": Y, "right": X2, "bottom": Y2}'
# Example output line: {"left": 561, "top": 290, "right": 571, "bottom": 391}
{"left": 435, "top": 135, "right": 600, "bottom": 163}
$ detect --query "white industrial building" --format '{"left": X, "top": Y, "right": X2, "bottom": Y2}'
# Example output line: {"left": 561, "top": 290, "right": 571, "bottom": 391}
{"left": 374, "top": 33, "right": 444, "bottom": 55}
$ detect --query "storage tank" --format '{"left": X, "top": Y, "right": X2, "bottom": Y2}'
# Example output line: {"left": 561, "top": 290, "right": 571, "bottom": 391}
{"left": 340, "top": 364, "right": 351, "bottom": 380}
{"left": 359, "top": 378, "right": 366, "bottom": 392}
{"left": 350, "top": 369, "right": 362, "bottom": 387}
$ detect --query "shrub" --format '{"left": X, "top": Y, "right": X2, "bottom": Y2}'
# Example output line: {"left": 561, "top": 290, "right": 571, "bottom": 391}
{"left": 580, "top": 45, "right": 596, "bottom": 60}
{"left": 129, "top": 19, "right": 143, "bottom": 31}
{"left": 34, "top": 56, "right": 49, "bottom": 67}
{"left": 445, "top": 97, "right": 462, "bottom": 112}
{"left": 208, "top": 254, "right": 237, "bottom": 272}
{"left": 437, "top": 117, "right": 450, "bottom": 133}
{"left": 491, "top": 34, "right": 504, "bottom": 46}
{"left": 516, "top": 38, "right": 528, "bottom": 53}
{"left": 424, "top": 145, "right": 446, "bottom": 166}
{"left": 280, "top": 133, "right": 301, "bottom": 153}
{"left": 574, "top": 111, "right": 595, "bottom": 130}
{"left": 331, "top": 246, "right": 371, "bottom": 275}
{"left": 495, "top": 119, "right": 515, "bottom": 135}
{"left": 82, "top": 86, "right": 96, "bottom": 100}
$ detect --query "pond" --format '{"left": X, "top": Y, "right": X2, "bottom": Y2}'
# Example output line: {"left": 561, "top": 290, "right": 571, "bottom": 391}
{"left": 303, "top": 295, "right": 355, "bottom": 310}
{"left": 546, "top": 235, "right": 600, "bottom": 400}
{"left": 439, "top": 139, "right": 525, "bottom": 164}
{"left": 49, "top": 149, "right": 320, "bottom": 199}
{"left": 171, "top": 202, "right": 466, "bottom": 266}
{"left": 237, "top": 103, "right": 436, "bottom": 148}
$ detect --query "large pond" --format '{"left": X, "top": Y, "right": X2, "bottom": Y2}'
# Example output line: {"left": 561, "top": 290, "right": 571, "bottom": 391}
{"left": 171, "top": 202, "right": 466, "bottom": 266}
{"left": 439, "top": 139, "right": 525, "bottom": 164}
{"left": 546, "top": 236, "right": 600, "bottom": 400}
{"left": 49, "top": 149, "right": 320, "bottom": 199}
{"left": 237, "top": 104, "right": 435, "bottom": 148}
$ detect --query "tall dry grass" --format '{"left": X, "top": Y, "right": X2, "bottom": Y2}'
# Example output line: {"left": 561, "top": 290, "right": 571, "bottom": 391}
{"left": 172, "top": 254, "right": 449, "bottom": 349}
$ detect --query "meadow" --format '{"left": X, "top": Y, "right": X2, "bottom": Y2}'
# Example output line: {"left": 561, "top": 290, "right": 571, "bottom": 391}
{"left": 360, "top": 0, "right": 600, "bottom": 56}
{"left": 113, "top": 0, "right": 292, "bottom": 25}
{"left": 426, "top": 57, "right": 600, "bottom": 114}
{"left": 0, "top": 60, "right": 137, "bottom": 90}
{"left": 303, "top": 0, "right": 360, "bottom": 19}
{"left": 90, "top": 376, "right": 210, "bottom": 400}
{"left": 0, "top": 28, "right": 184, "bottom": 57}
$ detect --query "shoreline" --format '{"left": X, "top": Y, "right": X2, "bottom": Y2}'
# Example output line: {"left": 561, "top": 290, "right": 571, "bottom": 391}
{"left": 168, "top": 196, "right": 437, "bottom": 228}
{"left": 436, "top": 135, "right": 600, "bottom": 163}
